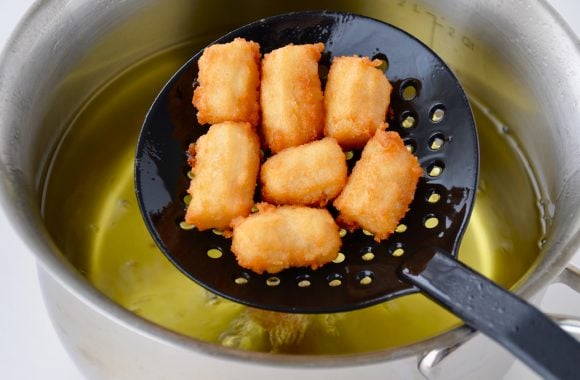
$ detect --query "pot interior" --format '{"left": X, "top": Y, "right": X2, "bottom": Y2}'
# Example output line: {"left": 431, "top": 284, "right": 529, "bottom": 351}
{"left": 39, "top": 0, "right": 546, "bottom": 355}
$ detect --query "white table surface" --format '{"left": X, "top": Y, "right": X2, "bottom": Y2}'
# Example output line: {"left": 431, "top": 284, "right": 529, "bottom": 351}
{"left": 1, "top": 1, "right": 579, "bottom": 379}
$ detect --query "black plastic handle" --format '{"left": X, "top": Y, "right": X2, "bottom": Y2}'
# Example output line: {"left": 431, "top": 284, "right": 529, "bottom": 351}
{"left": 401, "top": 249, "right": 580, "bottom": 380}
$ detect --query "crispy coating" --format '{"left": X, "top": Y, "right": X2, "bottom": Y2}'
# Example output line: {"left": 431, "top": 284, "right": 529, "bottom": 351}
{"left": 324, "top": 56, "right": 393, "bottom": 149}
{"left": 231, "top": 204, "right": 341, "bottom": 274}
{"left": 185, "top": 122, "right": 260, "bottom": 231}
{"left": 261, "top": 43, "right": 325, "bottom": 153}
{"left": 193, "top": 38, "right": 261, "bottom": 126}
{"left": 333, "top": 130, "right": 423, "bottom": 241}
{"left": 260, "top": 137, "right": 347, "bottom": 207}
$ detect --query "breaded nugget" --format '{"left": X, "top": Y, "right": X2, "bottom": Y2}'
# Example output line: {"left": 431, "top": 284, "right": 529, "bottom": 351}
{"left": 324, "top": 56, "right": 393, "bottom": 149}
{"left": 231, "top": 204, "right": 341, "bottom": 274}
{"left": 193, "top": 38, "right": 261, "bottom": 126}
{"left": 333, "top": 130, "right": 423, "bottom": 241}
{"left": 185, "top": 121, "right": 260, "bottom": 231}
{"left": 260, "top": 137, "right": 347, "bottom": 207}
{"left": 261, "top": 43, "right": 325, "bottom": 153}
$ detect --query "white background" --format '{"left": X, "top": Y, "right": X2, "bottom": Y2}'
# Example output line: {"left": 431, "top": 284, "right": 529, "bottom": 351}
{"left": 0, "top": 1, "right": 579, "bottom": 379}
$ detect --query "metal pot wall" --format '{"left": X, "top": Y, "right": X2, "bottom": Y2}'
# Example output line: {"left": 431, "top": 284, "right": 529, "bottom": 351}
{"left": 1, "top": 0, "right": 580, "bottom": 379}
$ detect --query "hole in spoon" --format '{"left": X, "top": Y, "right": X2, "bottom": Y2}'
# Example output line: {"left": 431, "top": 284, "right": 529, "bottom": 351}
{"left": 390, "top": 243, "right": 406, "bottom": 257}
{"left": 424, "top": 215, "right": 440, "bottom": 229}
{"left": 401, "top": 80, "right": 419, "bottom": 101}
{"left": 327, "top": 273, "right": 343, "bottom": 287}
{"left": 206, "top": 248, "right": 223, "bottom": 259}
{"left": 361, "top": 251, "right": 375, "bottom": 261}
{"left": 427, "top": 162, "right": 445, "bottom": 177}
{"left": 426, "top": 189, "right": 442, "bottom": 203}
{"left": 179, "top": 221, "right": 195, "bottom": 230}
{"left": 429, "top": 133, "right": 446, "bottom": 151}
{"left": 266, "top": 277, "right": 281, "bottom": 287}
{"left": 372, "top": 52, "right": 389, "bottom": 72}
{"left": 430, "top": 104, "right": 446, "bottom": 123}
{"left": 395, "top": 223, "right": 407, "bottom": 233}
{"left": 332, "top": 252, "right": 346, "bottom": 264}
{"left": 234, "top": 272, "right": 250, "bottom": 285}
{"left": 404, "top": 138, "right": 417, "bottom": 153}
{"left": 400, "top": 111, "right": 417, "bottom": 129}
{"left": 297, "top": 275, "right": 312, "bottom": 288}
{"left": 356, "top": 271, "right": 374, "bottom": 286}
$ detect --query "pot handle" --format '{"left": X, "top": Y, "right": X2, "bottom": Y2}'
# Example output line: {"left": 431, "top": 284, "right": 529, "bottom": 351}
{"left": 553, "top": 314, "right": 580, "bottom": 338}
{"left": 418, "top": 314, "right": 580, "bottom": 380}
{"left": 556, "top": 264, "right": 580, "bottom": 294}
{"left": 402, "top": 250, "right": 580, "bottom": 380}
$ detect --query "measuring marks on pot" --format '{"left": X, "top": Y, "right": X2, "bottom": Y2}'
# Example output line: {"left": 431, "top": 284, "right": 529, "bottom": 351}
{"left": 396, "top": 1, "right": 477, "bottom": 52}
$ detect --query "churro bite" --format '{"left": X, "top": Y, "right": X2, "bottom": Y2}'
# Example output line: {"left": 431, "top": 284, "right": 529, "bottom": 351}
{"left": 193, "top": 38, "right": 261, "bottom": 126}
{"left": 260, "top": 137, "right": 347, "bottom": 207}
{"left": 324, "top": 56, "right": 392, "bottom": 149}
{"left": 260, "top": 43, "right": 325, "bottom": 153}
{"left": 231, "top": 204, "right": 341, "bottom": 274}
{"left": 333, "top": 130, "right": 423, "bottom": 241}
{"left": 185, "top": 121, "right": 260, "bottom": 231}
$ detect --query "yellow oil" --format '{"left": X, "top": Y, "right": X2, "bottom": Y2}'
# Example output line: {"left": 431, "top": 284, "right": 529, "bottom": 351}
{"left": 41, "top": 44, "right": 542, "bottom": 355}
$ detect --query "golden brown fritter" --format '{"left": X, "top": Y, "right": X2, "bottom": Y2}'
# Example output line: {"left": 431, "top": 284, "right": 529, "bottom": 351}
{"left": 260, "top": 137, "right": 347, "bottom": 207}
{"left": 333, "top": 130, "right": 423, "bottom": 241}
{"left": 231, "top": 204, "right": 341, "bottom": 274}
{"left": 185, "top": 121, "right": 260, "bottom": 231}
{"left": 260, "top": 43, "right": 325, "bottom": 153}
{"left": 193, "top": 38, "right": 261, "bottom": 126}
{"left": 324, "top": 56, "right": 392, "bottom": 149}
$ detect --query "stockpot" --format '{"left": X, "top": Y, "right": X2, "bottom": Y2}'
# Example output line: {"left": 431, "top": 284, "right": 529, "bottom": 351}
{"left": 1, "top": 0, "right": 580, "bottom": 379}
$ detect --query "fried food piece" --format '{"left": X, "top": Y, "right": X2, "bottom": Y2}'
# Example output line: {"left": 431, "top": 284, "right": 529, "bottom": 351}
{"left": 185, "top": 121, "right": 260, "bottom": 231}
{"left": 260, "top": 137, "right": 347, "bottom": 207}
{"left": 193, "top": 38, "right": 261, "bottom": 126}
{"left": 231, "top": 204, "right": 341, "bottom": 274}
{"left": 333, "top": 130, "right": 423, "bottom": 241}
{"left": 324, "top": 56, "right": 393, "bottom": 149}
{"left": 261, "top": 43, "right": 325, "bottom": 153}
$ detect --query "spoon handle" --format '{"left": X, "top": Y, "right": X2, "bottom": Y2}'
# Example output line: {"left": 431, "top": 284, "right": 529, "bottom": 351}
{"left": 401, "top": 249, "right": 580, "bottom": 380}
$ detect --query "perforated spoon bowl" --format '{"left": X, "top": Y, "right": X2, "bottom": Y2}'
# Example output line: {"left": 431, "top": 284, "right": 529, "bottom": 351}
{"left": 135, "top": 11, "right": 580, "bottom": 380}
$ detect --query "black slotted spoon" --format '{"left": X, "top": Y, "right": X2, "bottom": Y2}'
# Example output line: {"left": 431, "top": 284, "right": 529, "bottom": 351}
{"left": 135, "top": 11, "right": 580, "bottom": 379}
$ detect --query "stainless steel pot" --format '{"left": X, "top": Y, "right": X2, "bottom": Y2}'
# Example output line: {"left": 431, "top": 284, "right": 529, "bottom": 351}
{"left": 1, "top": 0, "right": 580, "bottom": 379}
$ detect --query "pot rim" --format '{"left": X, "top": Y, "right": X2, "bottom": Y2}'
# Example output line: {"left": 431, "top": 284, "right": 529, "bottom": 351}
{"left": 0, "top": 0, "right": 579, "bottom": 370}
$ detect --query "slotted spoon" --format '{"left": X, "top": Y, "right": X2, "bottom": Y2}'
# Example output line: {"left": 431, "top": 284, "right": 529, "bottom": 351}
{"left": 135, "top": 11, "right": 580, "bottom": 379}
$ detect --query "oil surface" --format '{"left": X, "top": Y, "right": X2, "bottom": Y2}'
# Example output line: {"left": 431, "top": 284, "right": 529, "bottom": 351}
{"left": 42, "top": 44, "right": 542, "bottom": 354}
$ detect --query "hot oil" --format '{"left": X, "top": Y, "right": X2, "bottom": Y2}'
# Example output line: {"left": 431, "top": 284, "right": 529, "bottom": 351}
{"left": 42, "top": 45, "right": 542, "bottom": 355}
